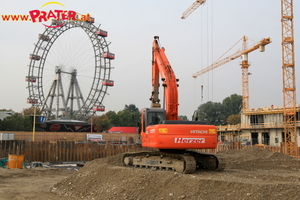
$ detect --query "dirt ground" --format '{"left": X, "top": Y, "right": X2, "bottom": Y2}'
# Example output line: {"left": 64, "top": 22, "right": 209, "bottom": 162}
{"left": 1, "top": 147, "right": 300, "bottom": 200}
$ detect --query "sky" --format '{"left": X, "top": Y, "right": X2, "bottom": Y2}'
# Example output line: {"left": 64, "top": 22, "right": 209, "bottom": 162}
{"left": 0, "top": 0, "right": 299, "bottom": 120}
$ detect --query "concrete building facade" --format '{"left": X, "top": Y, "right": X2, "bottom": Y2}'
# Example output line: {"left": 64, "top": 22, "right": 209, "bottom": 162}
{"left": 218, "top": 105, "right": 300, "bottom": 147}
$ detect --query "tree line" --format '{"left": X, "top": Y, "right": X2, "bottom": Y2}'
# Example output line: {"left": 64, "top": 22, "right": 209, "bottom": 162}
{"left": 0, "top": 94, "right": 242, "bottom": 131}
{"left": 90, "top": 104, "right": 140, "bottom": 132}
{"left": 193, "top": 94, "right": 242, "bottom": 126}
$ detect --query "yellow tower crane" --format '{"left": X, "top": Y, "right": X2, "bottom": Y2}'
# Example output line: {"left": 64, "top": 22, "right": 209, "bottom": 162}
{"left": 182, "top": 0, "right": 297, "bottom": 158}
{"left": 281, "top": 0, "right": 297, "bottom": 157}
{"left": 192, "top": 36, "right": 271, "bottom": 112}
{"left": 181, "top": 0, "right": 206, "bottom": 19}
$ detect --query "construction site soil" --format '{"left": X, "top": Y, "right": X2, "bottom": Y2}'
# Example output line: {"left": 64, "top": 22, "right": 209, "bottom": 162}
{"left": 1, "top": 147, "right": 300, "bottom": 200}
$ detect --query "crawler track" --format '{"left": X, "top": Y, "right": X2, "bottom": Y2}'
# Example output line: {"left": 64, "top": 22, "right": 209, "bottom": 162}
{"left": 186, "top": 150, "right": 226, "bottom": 172}
{"left": 122, "top": 150, "right": 225, "bottom": 174}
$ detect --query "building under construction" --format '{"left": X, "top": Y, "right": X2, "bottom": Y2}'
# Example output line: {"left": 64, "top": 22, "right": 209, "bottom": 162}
{"left": 218, "top": 106, "right": 300, "bottom": 147}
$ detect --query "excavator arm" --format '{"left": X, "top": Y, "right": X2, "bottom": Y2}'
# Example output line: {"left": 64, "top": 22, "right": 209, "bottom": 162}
{"left": 150, "top": 36, "right": 179, "bottom": 120}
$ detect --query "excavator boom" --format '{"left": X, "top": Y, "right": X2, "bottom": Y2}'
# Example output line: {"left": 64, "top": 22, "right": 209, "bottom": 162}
{"left": 151, "top": 36, "right": 179, "bottom": 120}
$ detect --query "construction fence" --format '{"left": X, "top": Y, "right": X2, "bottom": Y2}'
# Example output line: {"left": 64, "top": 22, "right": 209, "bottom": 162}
{"left": 0, "top": 140, "right": 296, "bottom": 163}
{"left": 0, "top": 140, "right": 146, "bottom": 163}
{"left": 3, "top": 131, "right": 138, "bottom": 142}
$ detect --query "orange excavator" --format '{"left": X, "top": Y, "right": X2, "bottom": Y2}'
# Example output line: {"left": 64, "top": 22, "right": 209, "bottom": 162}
{"left": 122, "top": 36, "right": 225, "bottom": 173}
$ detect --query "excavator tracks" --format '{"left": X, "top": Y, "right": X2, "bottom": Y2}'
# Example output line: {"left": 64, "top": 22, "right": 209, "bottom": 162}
{"left": 186, "top": 150, "right": 226, "bottom": 172}
{"left": 122, "top": 150, "right": 225, "bottom": 174}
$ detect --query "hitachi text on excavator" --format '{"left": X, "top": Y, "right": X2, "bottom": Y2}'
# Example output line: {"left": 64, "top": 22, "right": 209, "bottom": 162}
{"left": 122, "top": 36, "right": 225, "bottom": 173}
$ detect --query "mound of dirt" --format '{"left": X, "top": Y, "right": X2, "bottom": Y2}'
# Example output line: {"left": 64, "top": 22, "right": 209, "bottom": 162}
{"left": 217, "top": 146, "right": 274, "bottom": 161}
{"left": 51, "top": 147, "right": 300, "bottom": 200}
{"left": 217, "top": 146, "right": 299, "bottom": 171}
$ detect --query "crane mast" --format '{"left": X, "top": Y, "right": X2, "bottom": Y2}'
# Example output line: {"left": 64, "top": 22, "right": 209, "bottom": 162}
{"left": 281, "top": 0, "right": 297, "bottom": 157}
{"left": 240, "top": 37, "right": 271, "bottom": 111}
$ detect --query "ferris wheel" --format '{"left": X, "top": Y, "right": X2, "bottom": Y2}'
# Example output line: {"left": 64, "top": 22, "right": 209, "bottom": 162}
{"left": 26, "top": 17, "right": 115, "bottom": 121}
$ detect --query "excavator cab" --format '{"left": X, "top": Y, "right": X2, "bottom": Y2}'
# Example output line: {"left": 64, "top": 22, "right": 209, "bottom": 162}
{"left": 135, "top": 108, "right": 166, "bottom": 145}
{"left": 146, "top": 109, "right": 165, "bottom": 126}
{"left": 141, "top": 108, "right": 165, "bottom": 132}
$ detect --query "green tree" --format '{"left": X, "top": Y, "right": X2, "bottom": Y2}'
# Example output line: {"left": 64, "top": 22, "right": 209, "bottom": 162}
{"left": 194, "top": 94, "right": 242, "bottom": 126}
{"left": 117, "top": 110, "right": 138, "bottom": 126}
{"left": 124, "top": 104, "right": 139, "bottom": 113}
{"left": 118, "top": 104, "right": 140, "bottom": 126}
{"left": 227, "top": 114, "right": 241, "bottom": 125}
{"left": 90, "top": 114, "right": 110, "bottom": 132}
{"left": 106, "top": 111, "right": 119, "bottom": 126}
{"left": 196, "top": 101, "right": 226, "bottom": 125}
{"left": 100, "top": 104, "right": 141, "bottom": 128}
{"left": 0, "top": 113, "right": 32, "bottom": 131}
{"left": 222, "top": 94, "right": 242, "bottom": 116}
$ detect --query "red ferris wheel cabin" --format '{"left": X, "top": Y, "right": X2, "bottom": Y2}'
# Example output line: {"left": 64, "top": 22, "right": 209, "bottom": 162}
{"left": 102, "top": 52, "right": 115, "bottom": 60}
{"left": 93, "top": 105, "right": 105, "bottom": 112}
{"left": 102, "top": 79, "right": 114, "bottom": 86}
